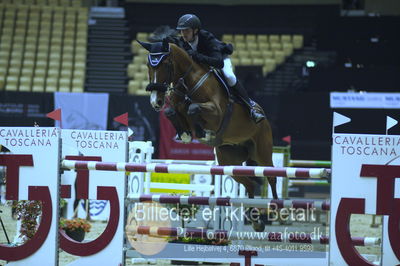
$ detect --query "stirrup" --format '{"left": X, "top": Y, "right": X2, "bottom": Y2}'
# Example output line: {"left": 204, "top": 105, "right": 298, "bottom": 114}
{"left": 251, "top": 109, "right": 265, "bottom": 124}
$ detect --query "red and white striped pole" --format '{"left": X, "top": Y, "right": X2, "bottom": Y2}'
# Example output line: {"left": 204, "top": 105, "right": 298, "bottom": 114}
{"left": 62, "top": 160, "right": 329, "bottom": 178}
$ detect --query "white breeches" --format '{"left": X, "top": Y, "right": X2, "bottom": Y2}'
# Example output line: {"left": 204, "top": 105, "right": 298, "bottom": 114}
{"left": 222, "top": 58, "right": 237, "bottom": 87}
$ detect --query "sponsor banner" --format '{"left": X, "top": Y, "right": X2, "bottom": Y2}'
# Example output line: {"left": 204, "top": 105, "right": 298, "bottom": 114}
{"left": 61, "top": 129, "right": 126, "bottom": 219}
{"left": 330, "top": 133, "right": 400, "bottom": 265}
{"left": 61, "top": 129, "right": 126, "bottom": 265}
{"left": 330, "top": 92, "right": 400, "bottom": 109}
{"left": 54, "top": 92, "right": 109, "bottom": 130}
{"left": 158, "top": 111, "right": 214, "bottom": 160}
{"left": 0, "top": 127, "right": 60, "bottom": 265}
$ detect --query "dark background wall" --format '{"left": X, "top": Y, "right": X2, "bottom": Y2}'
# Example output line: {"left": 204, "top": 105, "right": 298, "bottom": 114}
{"left": 1, "top": 2, "right": 399, "bottom": 160}
{"left": 122, "top": 2, "right": 399, "bottom": 159}
{"left": 124, "top": 2, "right": 338, "bottom": 36}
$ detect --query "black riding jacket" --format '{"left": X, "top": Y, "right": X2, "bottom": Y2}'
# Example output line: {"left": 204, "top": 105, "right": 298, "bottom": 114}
{"left": 177, "top": 30, "right": 232, "bottom": 69}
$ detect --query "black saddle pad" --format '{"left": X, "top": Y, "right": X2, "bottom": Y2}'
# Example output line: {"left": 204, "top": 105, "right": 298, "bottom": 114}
{"left": 211, "top": 69, "right": 241, "bottom": 103}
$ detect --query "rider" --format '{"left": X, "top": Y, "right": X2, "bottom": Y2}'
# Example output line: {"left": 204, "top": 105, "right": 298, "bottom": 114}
{"left": 174, "top": 14, "right": 265, "bottom": 124}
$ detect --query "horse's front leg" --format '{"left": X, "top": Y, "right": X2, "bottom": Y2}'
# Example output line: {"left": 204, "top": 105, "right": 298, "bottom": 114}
{"left": 187, "top": 103, "right": 206, "bottom": 139}
{"left": 164, "top": 107, "right": 192, "bottom": 143}
{"left": 187, "top": 101, "right": 221, "bottom": 142}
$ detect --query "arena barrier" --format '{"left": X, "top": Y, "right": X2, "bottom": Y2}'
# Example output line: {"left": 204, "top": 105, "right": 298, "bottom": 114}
{"left": 0, "top": 122, "right": 399, "bottom": 266}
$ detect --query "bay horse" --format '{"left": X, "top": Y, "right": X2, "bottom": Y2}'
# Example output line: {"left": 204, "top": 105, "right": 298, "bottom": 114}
{"left": 138, "top": 39, "right": 278, "bottom": 228}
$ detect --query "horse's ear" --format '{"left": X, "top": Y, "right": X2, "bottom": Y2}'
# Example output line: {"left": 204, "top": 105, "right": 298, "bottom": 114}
{"left": 137, "top": 40, "right": 152, "bottom": 52}
{"left": 162, "top": 38, "right": 169, "bottom": 52}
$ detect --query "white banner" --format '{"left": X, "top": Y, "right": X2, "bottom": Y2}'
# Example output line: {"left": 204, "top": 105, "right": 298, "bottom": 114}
{"left": 61, "top": 129, "right": 127, "bottom": 265}
{"left": 54, "top": 92, "right": 109, "bottom": 129}
{"left": 330, "top": 133, "right": 400, "bottom": 265}
{"left": 330, "top": 92, "right": 400, "bottom": 109}
{"left": 0, "top": 127, "right": 60, "bottom": 265}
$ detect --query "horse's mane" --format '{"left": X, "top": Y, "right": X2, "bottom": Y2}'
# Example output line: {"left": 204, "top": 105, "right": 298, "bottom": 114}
{"left": 148, "top": 25, "right": 178, "bottom": 42}
{"left": 169, "top": 43, "right": 209, "bottom": 73}
{"left": 169, "top": 43, "right": 190, "bottom": 61}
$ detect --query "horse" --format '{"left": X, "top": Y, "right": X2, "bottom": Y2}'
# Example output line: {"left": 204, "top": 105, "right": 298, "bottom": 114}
{"left": 138, "top": 39, "right": 278, "bottom": 229}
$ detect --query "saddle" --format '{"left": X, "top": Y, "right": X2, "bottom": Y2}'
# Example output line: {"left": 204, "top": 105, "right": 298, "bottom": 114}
{"left": 211, "top": 68, "right": 262, "bottom": 112}
{"left": 212, "top": 68, "right": 265, "bottom": 119}
{"left": 211, "top": 68, "right": 240, "bottom": 103}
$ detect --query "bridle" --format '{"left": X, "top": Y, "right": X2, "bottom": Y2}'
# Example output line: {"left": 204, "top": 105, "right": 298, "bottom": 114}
{"left": 145, "top": 49, "right": 212, "bottom": 105}
{"left": 145, "top": 52, "right": 175, "bottom": 93}
{"left": 143, "top": 43, "right": 233, "bottom": 144}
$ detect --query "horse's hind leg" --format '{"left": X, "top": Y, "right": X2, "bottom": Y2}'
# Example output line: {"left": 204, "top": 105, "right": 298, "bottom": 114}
{"left": 247, "top": 154, "right": 278, "bottom": 199}
{"left": 216, "top": 145, "right": 266, "bottom": 231}
{"left": 268, "top": 177, "right": 278, "bottom": 199}
{"left": 245, "top": 159, "right": 264, "bottom": 196}
{"left": 250, "top": 129, "right": 278, "bottom": 200}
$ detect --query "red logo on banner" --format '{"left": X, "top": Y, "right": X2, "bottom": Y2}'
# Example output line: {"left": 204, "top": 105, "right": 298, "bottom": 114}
{"left": 0, "top": 155, "right": 53, "bottom": 261}
{"left": 158, "top": 112, "right": 215, "bottom": 160}
{"left": 336, "top": 164, "right": 400, "bottom": 265}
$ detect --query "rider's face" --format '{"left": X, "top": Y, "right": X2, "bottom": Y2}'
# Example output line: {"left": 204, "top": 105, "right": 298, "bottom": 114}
{"left": 180, "top": 28, "right": 196, "bottom": 42}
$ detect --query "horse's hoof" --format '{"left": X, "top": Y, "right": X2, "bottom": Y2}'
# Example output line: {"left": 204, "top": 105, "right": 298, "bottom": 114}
{"left": 252, "top": 220, "right": 265, "bottom": 232}
{"left": 199, "top": 131, "right": 214, "bottom": 142}
{"left": 174, "top": 134, "right": 182, "bottom": 141}
{"left": 181, "top": 132, "right": 192, "bottom": 143}
{"left": 199, "top": 134, "right": 210, "bottom": 142}
{"left": 260, "top": 213, "right": 273, "bottom": 226}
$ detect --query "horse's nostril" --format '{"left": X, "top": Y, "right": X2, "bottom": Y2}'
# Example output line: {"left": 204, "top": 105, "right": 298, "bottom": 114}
{"left": 157, "top": 100, "right": 163, "bottom": 106}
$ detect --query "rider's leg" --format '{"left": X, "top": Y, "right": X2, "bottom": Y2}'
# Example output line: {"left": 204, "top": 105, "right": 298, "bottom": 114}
{"left": 232, "top": 81, "right": 265, "bottom": 123}
{"left": 222, "top": 58, "right": 265, "bottom": 123}
{"left": 222, "top": 57, "right": 237, "bottom": 87}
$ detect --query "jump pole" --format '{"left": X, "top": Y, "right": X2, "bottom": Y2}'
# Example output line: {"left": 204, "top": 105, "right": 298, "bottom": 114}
{"left": 61, "top": 160, "right": 329, "bottom": 178}
{"left": 289, "top": 160, "right": 331, "bottom": 168}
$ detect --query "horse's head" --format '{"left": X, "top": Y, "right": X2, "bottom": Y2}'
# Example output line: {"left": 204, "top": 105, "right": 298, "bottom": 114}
{"left": 138, "top": 39, "right": 174, "bottom": 111}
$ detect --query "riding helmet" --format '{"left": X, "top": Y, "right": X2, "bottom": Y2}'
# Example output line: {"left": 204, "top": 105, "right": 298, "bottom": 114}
{"left": 176, "top": 14, "right": 201, "bottom": 30}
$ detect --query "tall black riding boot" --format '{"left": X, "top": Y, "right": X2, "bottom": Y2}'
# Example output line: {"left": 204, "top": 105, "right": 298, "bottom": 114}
{"left": 232, "top": 82, "right": 265, "bottom": 123}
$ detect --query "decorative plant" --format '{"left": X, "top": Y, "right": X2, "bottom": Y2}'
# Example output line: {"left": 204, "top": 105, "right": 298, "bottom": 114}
{"left": 11, "top": 200, "right": 42, "bottom": 242}
{"left": 59, "top": 218, "right": 91, "bottom": 233}
{"left": 169, "top": 236, "right": 230, "bottom": 246}
{"left": 10, "top": 198, "right": 85, "bottom": 243}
